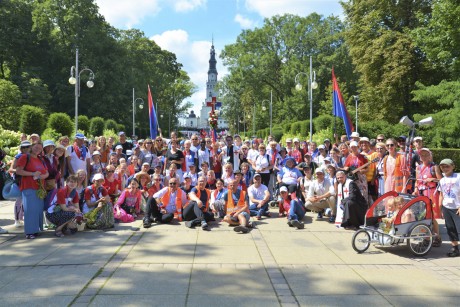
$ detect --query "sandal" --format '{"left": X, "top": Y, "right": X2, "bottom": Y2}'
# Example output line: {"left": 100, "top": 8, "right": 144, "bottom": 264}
{"left": 54, "top": 230, "right": 65, "bottom": 237}
{"left": 432, "top": 236, "right": 442, "bottom": 247}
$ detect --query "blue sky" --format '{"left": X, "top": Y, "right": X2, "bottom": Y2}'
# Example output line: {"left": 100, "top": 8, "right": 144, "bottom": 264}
{"left": 95, "top": 0, "right": 344, "bottom": 114}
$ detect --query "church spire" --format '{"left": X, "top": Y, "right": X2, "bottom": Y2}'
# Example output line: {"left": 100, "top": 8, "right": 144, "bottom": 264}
{"left": 208, "top": 41, "right": 217, "bottom": 75}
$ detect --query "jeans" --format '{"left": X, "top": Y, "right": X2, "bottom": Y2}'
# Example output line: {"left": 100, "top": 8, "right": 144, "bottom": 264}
{"left": 183, "top": 201, "right": 214, "bottom": 226}
{"left": 289, "top": 199, "right": 305, "bottom": 221}
{"left": 249, "top": 203, "right": 269, "bottom": 217}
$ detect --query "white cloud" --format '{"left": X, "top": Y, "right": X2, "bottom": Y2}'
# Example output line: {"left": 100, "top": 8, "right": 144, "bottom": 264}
{"left": 244, "top": 0, "right": 341, "bottom": 18}
{"left": 174, "top": 0, "right": 207, "bottom": 13}
{"left": 234, "top": 13, "right": 256, "bottom": 29}
{"left": 95, "top": 0, "right": 162, "bottom": 28}
{"left": 151, "top": 30, "right": 228, "bottom": 115}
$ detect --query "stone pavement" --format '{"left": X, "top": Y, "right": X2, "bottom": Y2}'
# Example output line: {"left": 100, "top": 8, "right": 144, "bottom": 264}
{"left": 0, "top": 199, "right": 459, "bottom": 307}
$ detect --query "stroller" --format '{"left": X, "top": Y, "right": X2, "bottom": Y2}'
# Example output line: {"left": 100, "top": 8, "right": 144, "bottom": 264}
{"left": 351, "top": 191, "right": 434, "bottom": 256}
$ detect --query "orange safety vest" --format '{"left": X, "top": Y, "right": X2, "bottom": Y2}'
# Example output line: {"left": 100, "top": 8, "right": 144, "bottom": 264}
{"left": 226, "top": 190, "right": 249, "bottom": 214}
{"left": 194, "top": 188, "right": 211, "bottom": 212}
{"left": 160, "top": 188, "right": 183, "bottom": 219}
{"left": 383, "top": 154, "right": 404, "bottom": 192}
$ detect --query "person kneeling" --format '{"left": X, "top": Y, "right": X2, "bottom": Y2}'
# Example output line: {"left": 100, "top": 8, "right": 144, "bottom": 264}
{"left": 183, "top": 177, "right": 214, "bottom": 231}
{"left": 279, "top": 186, "right": 305, "bottom": 229}
{"left": 222, "top": 179, "right": 251, "bottom": 233}
{"left": 143, "top": 178, "right": 186, "bottom": 228}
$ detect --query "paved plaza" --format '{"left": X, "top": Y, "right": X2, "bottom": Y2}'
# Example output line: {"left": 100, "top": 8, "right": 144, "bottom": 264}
{"left": 0, "top": 200, "right": 459, "bottom": 307}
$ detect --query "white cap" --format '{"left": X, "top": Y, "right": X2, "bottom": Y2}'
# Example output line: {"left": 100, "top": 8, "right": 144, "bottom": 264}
{"left": 350, "top": 132, "right": 360, "bottom": 138}
{"left": 115, "top": 145, "right": 123, "bottom": 150}
{"left": 92, "top": 150, "right": 101, "bottom": 157}
{"left": 414, "top": 136, "right": 423, "bottom": 141}
{"left": 279, "top": 186, "right": 288, "bottom": 193}
{"left": 315, "top": 167, "right": 325, "bottom": 174}
{"left": 350, "top": 141, "right": 359, "bottom": 147}
{"left": 286, "top": 138, "right": 292, "bottom": 143}
{"left": 293, "top": 138, "right": 300, "bottom": 142}
{"left": 43, "top": 140, "right": 55, "bottom": 148}
{"left": 359, "top": 137, "right": 370, "bottom": 143}
{"left": 318, "top": 144, "right": 325, "bottom": 149}
{"left": 92, "top": 173, "right": 104, "bottom": 182}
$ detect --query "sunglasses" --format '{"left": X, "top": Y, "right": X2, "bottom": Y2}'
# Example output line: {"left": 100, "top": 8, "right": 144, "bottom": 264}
{"left": 145, "top": 142, "right": 153, "bottom": 144}
{"left": 386, "top": 144, "right": 395, "bottom": 147}
{"left": 169, "top": 182, "right": 177, "bottom": 185}
{"left": 377, "top": 139, "right": 384, "bottom": 142}
{"left": 156, "top": 140, "right": 162, "bottom": 142}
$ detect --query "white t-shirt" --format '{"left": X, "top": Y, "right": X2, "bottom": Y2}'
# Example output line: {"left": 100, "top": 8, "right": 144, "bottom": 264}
{"left": 153, "top": 187, "right": 187, "bottom": 214}
{"left": 247, "top": 149, "right": 258, "bottom": 164}
{"left": 197, "top": 148, "right": 210, "bottom": 168}
{"left": 248, "top": 184, "right": 268, "bottom": 203}
{"left": 66, "top": 145, "right": 89, "bottom": 174}
{"left": 438, "top": 173, "right": 460, "bottom": 209}
{"left": 254, "top": 154, "right": 270, "bottom": 174}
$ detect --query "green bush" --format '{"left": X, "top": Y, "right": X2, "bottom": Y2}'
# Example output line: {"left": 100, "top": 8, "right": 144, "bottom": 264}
{"left": 0, "top": 126, "right": 22, "bottom": 161}
{"left": 47, "top": 112, "right": 73, "bottom": 137}
{"left": 103, "top": 129, "right": 118, "bottom": 143}
{"left": 299, "top": 120, "right": 310, "bottom": 137}
{"left": 290, "top": 122, "right": 302, "bottom": 134}
{"left": 19, "top": 105, "right": 46, "bottom": 135}
{"left": 283, "top": 122, "right": 291, "bottom": 134}
{"left": 271, "top": 127, "right": 283, "bottom": 142}
{"left": 78, "top": 115, "right": 90, "bottom": 134}
{"left": 314, "top": 115, "right": 334, "bottom": 131}
{"left": 41, "top": 127, "right": 61, "bottom": 143}
{"left": 117, "top": 124, "right": 125, "bottom": 134}
{"left": 105, "top": 119, "right": 118, "bottom": 132}
{"left": 431, "top": 149, "right": 460, "bottom": 168}
{"left": 89, "top": 117, "right": 105, "bottom": 137}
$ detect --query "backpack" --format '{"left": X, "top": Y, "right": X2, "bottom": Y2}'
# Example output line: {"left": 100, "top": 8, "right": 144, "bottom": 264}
{"left": 14, "top": 154, "right": 30, "bottom": 185}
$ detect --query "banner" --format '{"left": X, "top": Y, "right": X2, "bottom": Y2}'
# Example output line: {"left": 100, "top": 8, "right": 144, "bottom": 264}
{"left": 147, "top": 85, "right": 158, "bottom": 139}
{"left": 332, "top": 68, "right": 354, "bottom": 139}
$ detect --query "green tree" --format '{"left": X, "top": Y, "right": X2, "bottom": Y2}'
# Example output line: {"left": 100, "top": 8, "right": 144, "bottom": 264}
{"left": 47, "top": 112, "right": 73, "bottom": 137}
{"left": 104, "top": 119, "right": 118, "bottom": 132}
{"left": 77, "top": 115, "right": 90, "bottom": 135}
{"left": 89, "top": 116, "right": 104, "bottom": 137}
{"left": 19, "top": 105, "right": 46, "bottom": 135}
{"left": 0, "top": 79, "right": 21, "bottom": 130}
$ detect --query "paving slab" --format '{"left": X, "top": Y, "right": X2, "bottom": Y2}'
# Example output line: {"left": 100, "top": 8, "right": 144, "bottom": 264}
{"left": 100, "top": 265, "right": 191, "bottom": 295}
{"left": 384, "top": 295, "right": 460, "bottom": 307}
{"left": 194, "top": 244, "right": 262, "bottom": 264}
{"left": 269, "top": 245, "right": 344, "bottom": 265}
{"left": 296, "top": 295, "right": 390, "bottom": 307}
{"left": 1, "top": 295, "right": 75, "bottom": 307}
{"left": 187, "top": 294, "right": 280, "bottom": 307}
{"left": 90, "top": 295, "right": 187, "bottom": 306}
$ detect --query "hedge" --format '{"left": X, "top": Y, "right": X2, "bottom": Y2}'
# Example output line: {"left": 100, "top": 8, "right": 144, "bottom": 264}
{"left": 431, "top": 149, "right": 460, "bottom": 168}
{"left": 19, "top": 105, "right": 46, "bottom": 135}
{"left": 78, "top": 115, "right": 90, "bottom": 134}
{"left": 89, "top": 117, "right": 105, "bottom": 137}
{"left": 47, "top": 112, "right": 73, "bottom": 137}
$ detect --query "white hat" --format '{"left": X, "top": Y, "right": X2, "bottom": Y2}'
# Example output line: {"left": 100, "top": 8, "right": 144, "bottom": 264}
{"left": 43, "top": 140, "right": 55, "bottom": 148}
{"left": 318, "top": 144, "right": 325, "bottom": 149}
{"left": 350, "top": 132, "right": 360, "bottom": 138}
{"left": 315, "top": 167, "right": 325, "bottom": 174}
{"left": 92, "top": 150, "right": 101, "bottom": 157}
{"left": 359, "top": 137, "right": 370, "bottom": 143}
{"left": 92, "top": 173, "right": 104, "bottom": 182}
{"left": 279, "top": 186, "right": 288, "bottom": 193}
{"left": 293, "top": 138, "right": 300, "bottom": 142}
{"left": 115, "top": 145, "right": 123, "bottom": 150}
{"left": 414, "top": 136, "right": 423, "bottom": 141}
{"left": 323, "top": 157, "right": 332, "bottom": 162}
{"left": 286, "top": 138, "right": 292, "bottom": 143}
{"left": 419, "top": 147, "right": 431, "bottom": 154}
{"left": 350, "top": 141, "right": 359, "bottom": 147}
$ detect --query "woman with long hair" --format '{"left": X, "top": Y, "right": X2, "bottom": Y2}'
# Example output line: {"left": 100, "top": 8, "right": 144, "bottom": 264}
{"left": 383, "top": 138, "right": 405, "bottom": 193}
{"left": 97, "top": 136, "right": 111, "bottom": 165}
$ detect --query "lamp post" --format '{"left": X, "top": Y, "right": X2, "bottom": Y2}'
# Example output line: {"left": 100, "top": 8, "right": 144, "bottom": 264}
{"left": 353, "top": 95, "right": 359, "bottom": 133}
{"left": 132, "top": 88, "right": 144, "bottom": 137}
{"left": 69, "top": 48, "right": 95, "bottom": 132}
{"left": 261, "top": 90, "right": 273, "bottom": 135}
{"left": 295, "top": 56, "right": 318, "bottom": 142}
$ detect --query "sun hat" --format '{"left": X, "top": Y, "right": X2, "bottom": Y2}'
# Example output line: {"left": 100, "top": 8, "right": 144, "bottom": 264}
{"left": 350, "top": 132, "right": 360, "bottom": 138}
{"left": 439, "top": 159, "right": 454, "bottom": 166}
{"left": 20, "top": 140, "right": 31, "bottom": 148}
{"left": 115, "top": 145, "right": 123, "bottom": 150}
{"left": 75, "top": 133, "right": 85, "bottom": 139}
{"left": 279, "top": 186, "right": 288, "bottom": 193}
{"left": 92, "top": 173, "right": 105, "bottom": 182}
{"left": 92, "top": 150, "right": 101, "bottom": 157}
{"left": 43, "top": 140, "right": 55, "bottom": 148}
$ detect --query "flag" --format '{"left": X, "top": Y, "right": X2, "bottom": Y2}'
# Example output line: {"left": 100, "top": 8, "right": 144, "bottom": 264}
{"left": 211, "top": 129, "right": 217, "bottom": 143}
{"left": 147, "top": 85, "right": 158, "bottom": 139}
{"left": 332, "top": 68, "right": 354, "bottom": 139}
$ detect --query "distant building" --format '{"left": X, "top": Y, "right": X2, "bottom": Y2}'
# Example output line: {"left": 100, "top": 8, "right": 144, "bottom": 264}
{"left": 180, "top": 42, "right": 228, "bottom": 130}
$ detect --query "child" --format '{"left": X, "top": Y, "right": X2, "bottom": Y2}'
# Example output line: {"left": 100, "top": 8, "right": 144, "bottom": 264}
{"left": 381, "top": 197, "right": 397, "bottom": 233}
{"left": 438, "top": 159, "right": 460, "bottom": 257}
{"left": 198, "top": 161, "right": 209, "bottom": 177}
{"left": 206, "top": 170, "right": 217, "bottom": 189}
{"left": 115, "top": 179, "right": 142, "bottom": 218}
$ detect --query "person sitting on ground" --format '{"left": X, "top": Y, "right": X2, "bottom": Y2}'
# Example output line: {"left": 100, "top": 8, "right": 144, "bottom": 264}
{"left": 278, "top": 186, "right": 305, "bottom": 229}
{"left": 248, "top": 173, "right": 271, "bottom": 220}
{"left": 222, "top": 179, "right": 251, "bottom": 233}
{"left": 210, "top": 178, "right": 226, "bottom": 218}
{"left": 340, "top": 172, "right": 368, "bottom": 230}
{"left": 115, "top": 178, "right": 142, "bottom": 218}
{"left": 46, "top": 175, "right": 82, "bottom": 237}
{"left": 82, "top": 173, "right": 114, "bottom": 230}
{"left": 183, "top": 177, "right": 214, "bottom": 230}
{"left": 143, "top": 178, "right": 187, "bottom": 228}
{"left": 277, "top": 157, "right": 303, "bottom": 194}
{"left": 305, "top": 168, "right": 336, "bottom": 220}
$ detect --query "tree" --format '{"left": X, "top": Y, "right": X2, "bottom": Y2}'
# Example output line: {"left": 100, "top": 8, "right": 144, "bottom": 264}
{"left": 89, "top": 117, "right": 105, "bottom": 137}
{"left": 104, "top": 119, "right": 118, "bottom": 132}
{"left": 19, "top": 105, "right": 46, "bottom": 135}
{"left": 0, "top": 79, "right": 21, "bottom": 130}
{"left": 77, "top": 115, "right": 90, "bottom": 135}
{"left": 47, "top": 113, "right": 73, "bottom": 137}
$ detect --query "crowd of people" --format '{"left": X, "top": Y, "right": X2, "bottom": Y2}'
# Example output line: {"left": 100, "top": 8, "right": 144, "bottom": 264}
{"left": 1, "top": 129, "right": 459, "bottom": 257}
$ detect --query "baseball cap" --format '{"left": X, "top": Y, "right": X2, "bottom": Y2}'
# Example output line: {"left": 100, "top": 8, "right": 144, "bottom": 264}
{"left": 92, "top": 150, "right": 101, "bottom": 157}
{"left": 20, "top": 140, "right": 31, "bottom": 147}
{"left": 397, "top": 135, "right": 406, "bottom": 142}
{"left": 183, "top": 173, "right": 191, "bottom": 179}
{"left": 142, "top": 162, "right": 150, "bottom": 166}
{"left": 75, "top": 133, "right": 85, "bottom": 139}
{"left": 115, "top": 145, "right": 123, "bottom": 150}
{"left": 419, "top": 148, "right": 431, "bottom": 154}
{"left": 293, "top": 138, "right": 300, "bottom": 143}
{"left": 253, "top": 172, "right": 261, "bottom": 178}
{"left": 439, "top": 159, "right": 454, "bottom": 166}
{"left": 414, "top": 136, "right": 423, "bottom": 141}
{"left": 286, "top": 138, "right": 292, "bottom": 143}
{"left": 279, "top": 186, "right": 288, "bottom": 193}
{"left": 359, "top": 137, "right": 370, "bottom": 143}
{"left": 118, "top": 131, "right": 126, "bottom": 136}
{"left": 324, "top": 138, "right": 331, "bottom": 142}
{"left": 315, "top": 168, "right": 325, "bottom": 174}
{"left": 350, "top": 141, "right": 359, "bottom": 147}
{"left": 318, "top": 144, "right": 325, "bottom": 149}
{"left": 234, "top": 170, "right": 242, "bottom": 175}
{"left": 92, "top": 173, "right": 105, "bottom": 182}
{"left": 350, "top": 132, "right": 360, "bottom": 138}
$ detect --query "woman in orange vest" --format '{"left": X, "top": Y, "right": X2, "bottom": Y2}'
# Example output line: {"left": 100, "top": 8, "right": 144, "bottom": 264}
{"left": 222, "top": 179, "right": 251, "bottom": 233}
{"left": 143, "top": 178, "right": 187, "bottom": 228}
{"left": 383, "top": 138, "right": 405, "bottom": 193}
{"left": 183, "top": 177, "right": 214, "bottom": 230}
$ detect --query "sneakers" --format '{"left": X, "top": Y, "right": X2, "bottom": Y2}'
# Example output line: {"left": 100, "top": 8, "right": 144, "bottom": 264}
{"left": 0, "top": 228, "right": 8, "bottom": 234}
{"left": 143, "top": 217, "right": 152, "bottom": 228}
{"left": 328, "top": 215, "right": 336, "bottom": 223}
{"left": 185, "top": 221, "right": 194, "bottom": 228}
{"left": 287, "top": 220, "right": 293, "bottom": 227}
{"left": 234, "top": 225, "right": 249, "bottom": 233}
{"left": 317, "top": 210, "right": 323, "bottom": 219}
{"left": 201, "top": 222, "right": 210, "bottom": 231}
{"left": 447, "top": 247, "right": 460, "bottom": 257}
{"left": 14, "top": 220, "right": 23, "bottom": 228}
{"left": 291, "top": 220, "right": 305, "bottom": 229}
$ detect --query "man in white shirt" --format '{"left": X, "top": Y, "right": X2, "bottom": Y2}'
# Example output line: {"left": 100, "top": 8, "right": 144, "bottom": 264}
{"left": 248, "top": 173, "right": 271, "bottom": 220}
{"left": 305, "top": 168, "right": 336, "bottom": 219}
{"left": 66, "top": 133, "right": 90, "bottom": 182}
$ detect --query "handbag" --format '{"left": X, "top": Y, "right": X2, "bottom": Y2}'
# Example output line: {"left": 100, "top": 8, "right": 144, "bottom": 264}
{"left": 2, "top": 181, "right": 21, "bottom": 199}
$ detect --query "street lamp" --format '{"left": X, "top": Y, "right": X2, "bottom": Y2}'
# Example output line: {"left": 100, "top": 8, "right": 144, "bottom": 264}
{"left": 69, "top": 48, "right": 95, "bottom": 132}
{"left": 353, "top": 95, "right": 359, "bottom": 133}
{"left": 294, "top": 56, "right": 318, "bottom": 142}
{"left": 132, "top": 88, "right": 144, "bottom": 137}
{"left": 261, "top": 90, "right": 273, "bottom": 135}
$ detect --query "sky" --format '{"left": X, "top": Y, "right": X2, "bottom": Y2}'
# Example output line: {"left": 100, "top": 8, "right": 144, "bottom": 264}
{"left": 94, "top": 0, "right": 344, "bottom": 115}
